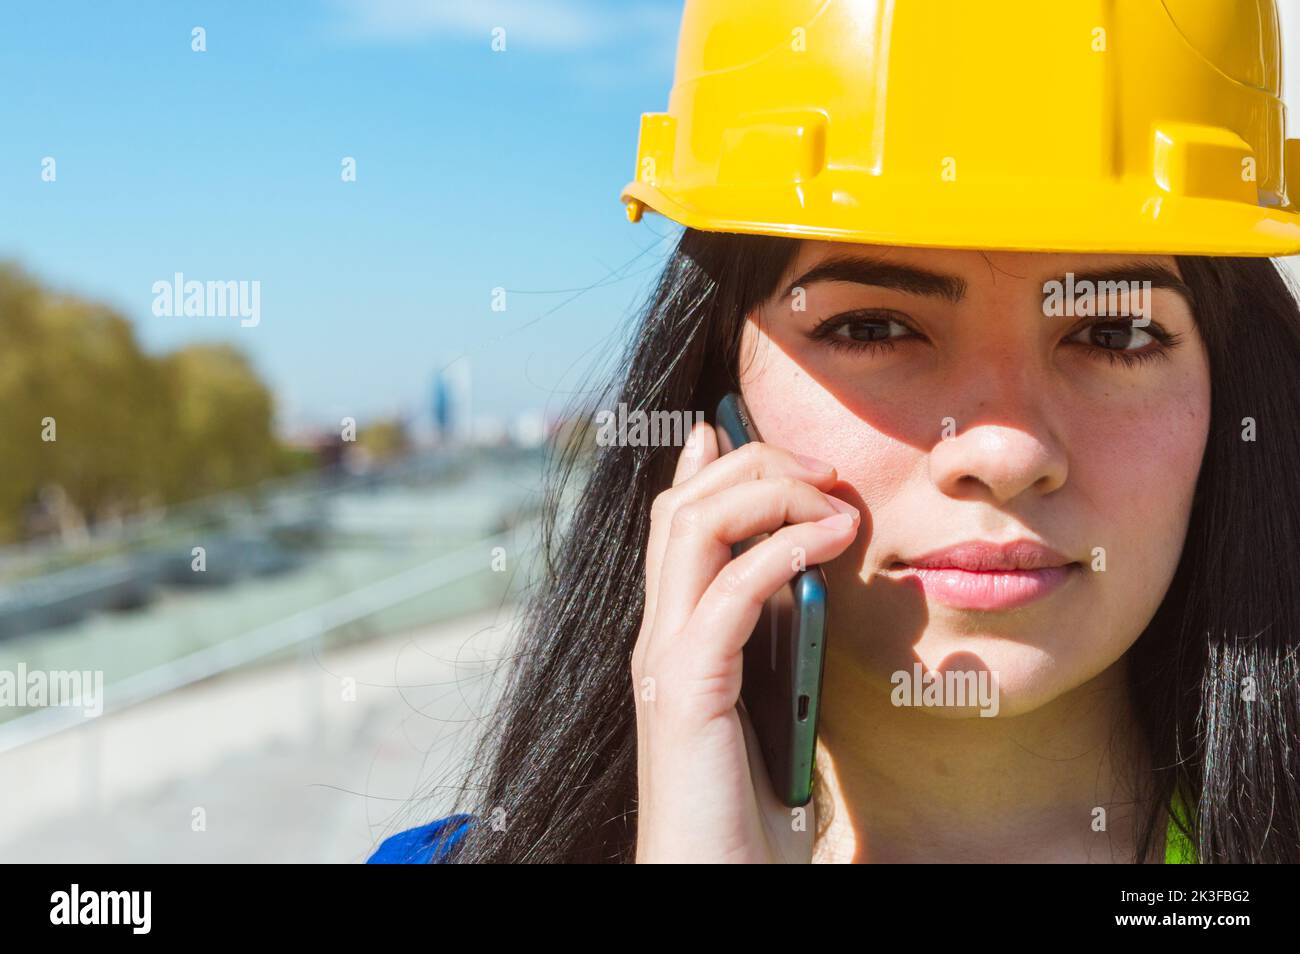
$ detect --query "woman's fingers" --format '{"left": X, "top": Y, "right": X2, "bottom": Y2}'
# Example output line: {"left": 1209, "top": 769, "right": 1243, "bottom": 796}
{"left": 631, "top": 421, "right": 856, "bottom": 863}
{"left": 679, "top": 516, "right": 857, "bottom": 691}
{"left": 650, "top": 476, "right": 857, "bottom": 642}
{"left": 672, "top": 435, "right": 839, "bottom": 502}
{"left": 641, "top": 420, "right": 718, "bottom": 628}
{"left": 641, "top": 436, "right": 839, "bottom": 644}
{"left": 673, "top": 418, "right": 717, "bottom": 487}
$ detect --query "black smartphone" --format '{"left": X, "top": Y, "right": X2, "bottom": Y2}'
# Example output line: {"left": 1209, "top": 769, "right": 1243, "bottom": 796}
{"left": 713, "top": 392, "right": 829, "bottom": 808}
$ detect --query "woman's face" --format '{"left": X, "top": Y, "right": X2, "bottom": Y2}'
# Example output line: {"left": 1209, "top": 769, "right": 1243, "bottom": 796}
{"left": 739, "top": 241, "right": 1211, "bottom": 717}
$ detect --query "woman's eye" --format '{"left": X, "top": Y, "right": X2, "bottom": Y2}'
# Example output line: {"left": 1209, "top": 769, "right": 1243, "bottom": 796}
{"left": 810, "top": 310, "right": 918, "bottom": 354}
{"left": 1065, "top": 319, "right": 1181, "bottom": 368}
{"left": 1068, "top": 320, "right": 1154, "bottom": 351}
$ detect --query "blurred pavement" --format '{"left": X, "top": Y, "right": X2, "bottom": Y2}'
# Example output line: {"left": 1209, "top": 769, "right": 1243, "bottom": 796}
{"left": 0, "top": 605, "right": 519, "bottom": 863}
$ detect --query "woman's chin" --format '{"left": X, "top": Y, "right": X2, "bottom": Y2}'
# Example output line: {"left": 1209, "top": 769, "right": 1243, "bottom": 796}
{"left": 860, "top": 639, "right": 1107, "bottom": 720}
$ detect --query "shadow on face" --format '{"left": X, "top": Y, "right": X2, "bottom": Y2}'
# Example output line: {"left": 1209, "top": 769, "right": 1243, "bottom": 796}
{"left": 738, "top": 241, "right": 1211, "bottom": 718}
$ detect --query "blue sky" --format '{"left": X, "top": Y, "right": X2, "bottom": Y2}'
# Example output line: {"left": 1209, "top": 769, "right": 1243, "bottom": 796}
{"left": 0, "top": 0, "right": 684, "bottom": 433}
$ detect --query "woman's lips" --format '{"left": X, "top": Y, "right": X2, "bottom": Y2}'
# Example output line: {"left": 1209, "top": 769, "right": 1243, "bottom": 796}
{"left": 888, "top": 540, "right": 1081, "bottom": 610}
{"left": 892, "top": 563, "right": 1080, "bottom": 611}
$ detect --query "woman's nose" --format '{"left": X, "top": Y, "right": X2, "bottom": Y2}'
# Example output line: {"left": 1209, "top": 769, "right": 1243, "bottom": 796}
{"left": 928, "top": 415, "right": 1069, "bottom": 505}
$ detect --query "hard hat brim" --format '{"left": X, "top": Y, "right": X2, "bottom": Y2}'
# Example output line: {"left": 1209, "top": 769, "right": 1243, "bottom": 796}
{"left": 622, "top": 179, "right": 1300, "bottom": 258}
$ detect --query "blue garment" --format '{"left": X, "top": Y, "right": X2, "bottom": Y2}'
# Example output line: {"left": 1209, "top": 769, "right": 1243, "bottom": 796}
{"left": 367, "top": 813, "right": 476, "bottom": 864}
{"left": 372, "top": 797, "right": 1197, "bottom": 862}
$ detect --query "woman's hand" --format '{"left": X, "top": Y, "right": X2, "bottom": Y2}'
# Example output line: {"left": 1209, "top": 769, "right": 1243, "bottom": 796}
{"left": 631, "top": 419, "right": 860, "bottom": 863}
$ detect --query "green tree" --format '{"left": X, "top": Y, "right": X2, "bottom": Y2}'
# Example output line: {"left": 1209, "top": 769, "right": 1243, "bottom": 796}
{"left": 0, "top": 264, "right": 281, "bottom": 541}
{"left": 0, "top": 265, "right": 170, "bottom": 538}
{"left": 157, "top": 344, "right": 277, "bottom": 502}
{"left": 357, "top": 418, "right": 411, "bottom": 461}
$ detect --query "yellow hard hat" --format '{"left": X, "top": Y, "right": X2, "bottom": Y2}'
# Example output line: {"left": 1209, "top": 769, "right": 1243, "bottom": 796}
{"left": 621, "top": 0, "right": 1300, "bottom": 256}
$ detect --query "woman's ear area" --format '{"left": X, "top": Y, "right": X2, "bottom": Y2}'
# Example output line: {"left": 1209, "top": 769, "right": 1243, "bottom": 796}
{"left": 736, "top": 302, "right": 769, "bottom": 385}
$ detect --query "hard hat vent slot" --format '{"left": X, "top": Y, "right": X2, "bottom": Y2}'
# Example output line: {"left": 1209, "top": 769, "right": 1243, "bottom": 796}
{"left": 718, "top": 111, "right": 827, "bottom": 186}
{"left": 1152, "top": 122, "right": 1256, "bottom": 203}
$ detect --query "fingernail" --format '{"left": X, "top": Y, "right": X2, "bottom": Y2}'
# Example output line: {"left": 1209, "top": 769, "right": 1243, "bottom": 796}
{"left": 794, "top": 453, "right": 834, "bottom": 473}
{"left": 824, "top": 494, "right": 858, "bottom": 517}
{"left": 815, "top": 513, "right": 856, "bottom": 531}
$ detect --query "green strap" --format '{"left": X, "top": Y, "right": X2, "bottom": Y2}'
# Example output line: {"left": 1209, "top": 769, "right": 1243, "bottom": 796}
{"left": 1165, "top": 784, "right": 1197, "bottom": 864}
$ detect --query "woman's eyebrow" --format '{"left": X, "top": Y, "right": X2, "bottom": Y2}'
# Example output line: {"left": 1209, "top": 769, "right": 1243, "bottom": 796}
{"left": 1057, "top": 261, "right": 1195, "bottom": 307}
{"left": 779, "top": 256, "right": 1195, "bottom": 309}
{"left": 780, "top": 255, "right": 968, "bottom": 303}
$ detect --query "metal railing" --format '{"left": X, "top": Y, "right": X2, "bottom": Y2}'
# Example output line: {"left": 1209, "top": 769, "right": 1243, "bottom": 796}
{"left": 0, "top": 519, "right": 539, "bottom": 755}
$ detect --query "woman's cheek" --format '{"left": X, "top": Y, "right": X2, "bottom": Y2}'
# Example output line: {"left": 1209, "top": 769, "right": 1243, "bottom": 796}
{"left": 741, "top": 355, "right": 869, "bottom": 457}
{"left": 1066, "top": 376, "right": 1209, "bottom": 658}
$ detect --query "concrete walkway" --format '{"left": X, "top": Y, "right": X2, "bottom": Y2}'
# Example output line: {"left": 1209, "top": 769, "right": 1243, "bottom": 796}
{"left": 0, "top": 605, "right": 520, "bottom": 862}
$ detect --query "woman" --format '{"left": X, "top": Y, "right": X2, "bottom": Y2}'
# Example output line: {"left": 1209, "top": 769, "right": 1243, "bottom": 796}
{"left": 370, "top": 0, "right": 1300, "bottom": 863}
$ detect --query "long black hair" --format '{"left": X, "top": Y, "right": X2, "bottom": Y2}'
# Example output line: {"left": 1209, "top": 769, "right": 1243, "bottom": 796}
{"left": 411, "top": 227, "right": 1300, "bottom": 863}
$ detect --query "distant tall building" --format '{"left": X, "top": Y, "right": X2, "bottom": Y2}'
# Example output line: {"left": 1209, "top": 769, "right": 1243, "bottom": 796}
{"left": 431, "top": 360, "right": 472, "bottom": 445}
{"left": 432, "top": 370, "right": 452, "bottom": 438}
